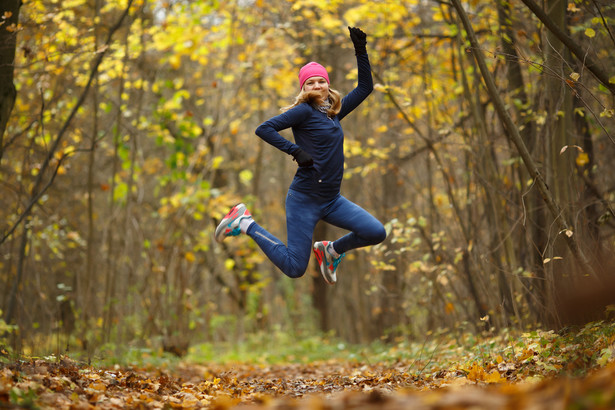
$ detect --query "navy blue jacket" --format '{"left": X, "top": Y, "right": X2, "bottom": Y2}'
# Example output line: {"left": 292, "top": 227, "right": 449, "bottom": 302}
{"left": 255, "top": 53, "right": 373, "bottom": 199}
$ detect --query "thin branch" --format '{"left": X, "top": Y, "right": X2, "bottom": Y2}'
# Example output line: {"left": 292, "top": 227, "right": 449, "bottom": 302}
{"left": 520, "top": 0, "right": 615, "bottom": 97}
{"left": 371, "top": 70, "right": 428, "bottom": 142}
{"left": 1, "top": 119, "right": 38, "bottom": 152}
{"left": 1, "top": 153, "right": 70, "bottom": 243}
{"left": 591, "top": 0, "right": 615, "bottom": 48}
{"left": 485, "top": 47, "right": 614, "bottom": 145}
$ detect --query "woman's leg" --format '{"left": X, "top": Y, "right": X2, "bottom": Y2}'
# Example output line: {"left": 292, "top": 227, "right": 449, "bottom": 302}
{"left": 246, "top": 189, "right": 320, "bottom": 278}
{"left": 322, "top": 195, "right": 386, "bottom": 254}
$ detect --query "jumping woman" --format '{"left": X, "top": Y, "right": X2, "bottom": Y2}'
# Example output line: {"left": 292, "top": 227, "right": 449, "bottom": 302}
{"left": 215, "top": 27, "right": 386, "bottom": 284}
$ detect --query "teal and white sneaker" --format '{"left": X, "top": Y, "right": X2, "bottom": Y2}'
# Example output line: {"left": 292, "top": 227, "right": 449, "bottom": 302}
{"left": 313, "top": 241, "right": 345, "bottom": 285}
{"left": 214, "top": 203, "right": 252, "bottom": 243}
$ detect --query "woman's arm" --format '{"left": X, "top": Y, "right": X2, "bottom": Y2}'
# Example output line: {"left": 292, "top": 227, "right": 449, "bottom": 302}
{"left": 255, "top": 104, "right": 311, "bottom": 159}
{"left": 337, "top": 28, "right": 373, "bottom": 121}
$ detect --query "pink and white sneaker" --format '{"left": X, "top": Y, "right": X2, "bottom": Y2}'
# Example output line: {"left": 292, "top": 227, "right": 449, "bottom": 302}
{"left": 214, "top": 203, "right": 251, "bottom": 242}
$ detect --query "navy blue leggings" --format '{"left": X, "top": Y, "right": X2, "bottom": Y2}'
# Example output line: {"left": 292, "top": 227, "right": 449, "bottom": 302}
{"left": 246, "top": 189, "right": 386, "bottom": 278}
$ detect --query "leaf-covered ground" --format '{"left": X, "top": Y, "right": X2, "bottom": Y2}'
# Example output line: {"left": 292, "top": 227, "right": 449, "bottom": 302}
{"left": 2, "top": 323, "right": 615, "bottom": 409}
{"left": 3, "top": 358, "right": 615, "bottom": 409}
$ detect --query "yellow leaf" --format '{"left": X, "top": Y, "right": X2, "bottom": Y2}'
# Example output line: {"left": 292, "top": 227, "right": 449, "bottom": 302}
{"left": 584, "top": 28, "right": 596, "bottom": 38}
{"left": 239, "top": 169, "right": 253, "bottom": 185}
{"left": 319, "top": 14, "right": 339, "bottom": 30}
{"left": 467, "top": 363, "right": 487, "bottom": 381}
{"left": 575, "top": 152, "right": 589, "bottom": 167}
{"left": 373, "top": 83, "right": 387, "bottom": 92}
{"left": 569, "top": 72, "right": 580, "bottom": 81}
{"left": 169, "top": 54, "right": 181, "bottom": 69}
{"left": 485, "top": 371, "right": 503, "bottom": 383}
{"left": 212, "top": 156, "right": 224, "bottom": 169}
{"left": 224, "top": 258, "right": 235, "bottom": 270}
{"left": 229, "top": 119, "right": 240, "bottom": 135}
{"left": 5, "top": 23, "right": 19, "bottom": 33}
{"left": 184, "top": 252, "right": 195, "bottom": 262}
{"left": 90, "top": 381, "right": 107, "bottom": 391}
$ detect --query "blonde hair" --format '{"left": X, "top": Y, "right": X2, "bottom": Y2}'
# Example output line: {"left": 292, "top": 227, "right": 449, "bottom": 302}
{"left": 282, "top": 88, "right": 342, "bottom": 117}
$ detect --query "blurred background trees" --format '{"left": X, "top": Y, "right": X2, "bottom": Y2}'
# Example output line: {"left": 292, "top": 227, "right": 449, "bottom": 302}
{"left": 1, "top": 0, "right": 614, "bottom": 356}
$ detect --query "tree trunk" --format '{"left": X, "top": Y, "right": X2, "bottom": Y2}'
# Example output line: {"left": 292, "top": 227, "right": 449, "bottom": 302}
{"left": 457, "top": 36, "right": 518, "bottom": 325}
{"left": 542, "top": 0, "right": 576, "bottom": 324}
{"left": 495, "top": 0, "right": 549, "bottom": 322}
{"left": 81, "top": 0, "right": 104, "bottom": 352}
{"left": 312, "top": 221, "right": 330, "bottom": 332}
{"left": 496, "top": 0, "right": 546, "bottom": 319}
{"left": 0, "top": 0, "right": 22, "bottom": 164}
{"left": 4, "top": 219, "right": 28, "bottom": 326}
{"left": 103, "top": 26, "right": 130, "bottom": 343}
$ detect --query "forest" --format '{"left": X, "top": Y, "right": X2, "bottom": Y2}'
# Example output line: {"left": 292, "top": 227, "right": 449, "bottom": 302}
{"left": 1, "top": 0, "right": 615, "bottom": 406}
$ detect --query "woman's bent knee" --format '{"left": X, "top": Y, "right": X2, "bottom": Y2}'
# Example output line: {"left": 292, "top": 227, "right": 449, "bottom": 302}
{"left": 284, "top": 267, "right": 306, "bottom": 279}
{"left": 282, "top": 261, "right": 309, "bottom": 278}
{"left": 369, "top": 224, "right": 387, "bottom": 245}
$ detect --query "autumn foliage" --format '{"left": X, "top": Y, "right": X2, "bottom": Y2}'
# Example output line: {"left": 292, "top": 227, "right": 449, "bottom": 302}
{"left": 1, "top": 0, "right": 615, "bottom": 397}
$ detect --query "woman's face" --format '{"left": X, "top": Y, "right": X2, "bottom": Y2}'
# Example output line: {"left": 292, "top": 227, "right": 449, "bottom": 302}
{"left": 302, "top": 76, "right": 329, "bottom": 101}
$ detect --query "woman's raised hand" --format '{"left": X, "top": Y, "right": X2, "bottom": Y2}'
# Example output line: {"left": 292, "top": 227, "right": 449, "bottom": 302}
{"left": 348, "top": 26, "right": 367, "bottom": 55}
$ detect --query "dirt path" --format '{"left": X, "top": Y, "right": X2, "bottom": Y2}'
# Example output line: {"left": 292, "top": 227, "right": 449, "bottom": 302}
{"left": 2, "top": 359, "right": 614, "bottom": 408}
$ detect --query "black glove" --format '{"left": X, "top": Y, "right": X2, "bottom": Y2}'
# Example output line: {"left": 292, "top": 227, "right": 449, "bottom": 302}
{"left": 291, "top": 147, "right": 314, "bottom": 167}
{"left": 348, "top": 26, "right": 367, "bottom": 55}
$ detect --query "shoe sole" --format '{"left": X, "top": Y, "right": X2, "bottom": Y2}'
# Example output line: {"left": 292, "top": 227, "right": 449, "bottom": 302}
{"left": 215, "top": 203, "right": 246, "bottom": 242}
{"left": 314, "top": 242, "right": 336, "bottom": 285}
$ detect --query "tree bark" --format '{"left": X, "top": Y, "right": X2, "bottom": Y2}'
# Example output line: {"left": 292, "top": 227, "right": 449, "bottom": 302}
{"left": 312, "top": 221, "right": 330, "bottom": 332}
{"left": 496, "top": 0, "right": 544, "bottom": 320}
{"left": 542, "top": 0, "right": 576, "bottom": 323}
{"left": 81, "top": 0, "right": 104, "bottom": 344}
{"left": 0, "top": 0, "right": 22, "bottom": 164}
{"left": 4, "top": 219, "right": 28, "bottom": 325}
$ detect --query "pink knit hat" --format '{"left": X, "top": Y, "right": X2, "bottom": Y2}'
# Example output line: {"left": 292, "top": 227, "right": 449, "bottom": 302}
{"left": 298, "top": 62, "right": 329, "bottom": 90}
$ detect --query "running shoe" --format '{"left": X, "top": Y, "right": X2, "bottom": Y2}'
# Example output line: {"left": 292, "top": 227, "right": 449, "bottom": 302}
{"left": 313, "top": 241, "right": 345, "bottom": 284}
{"left": 214, "top": 203, "right": 251, "bottom": 242}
